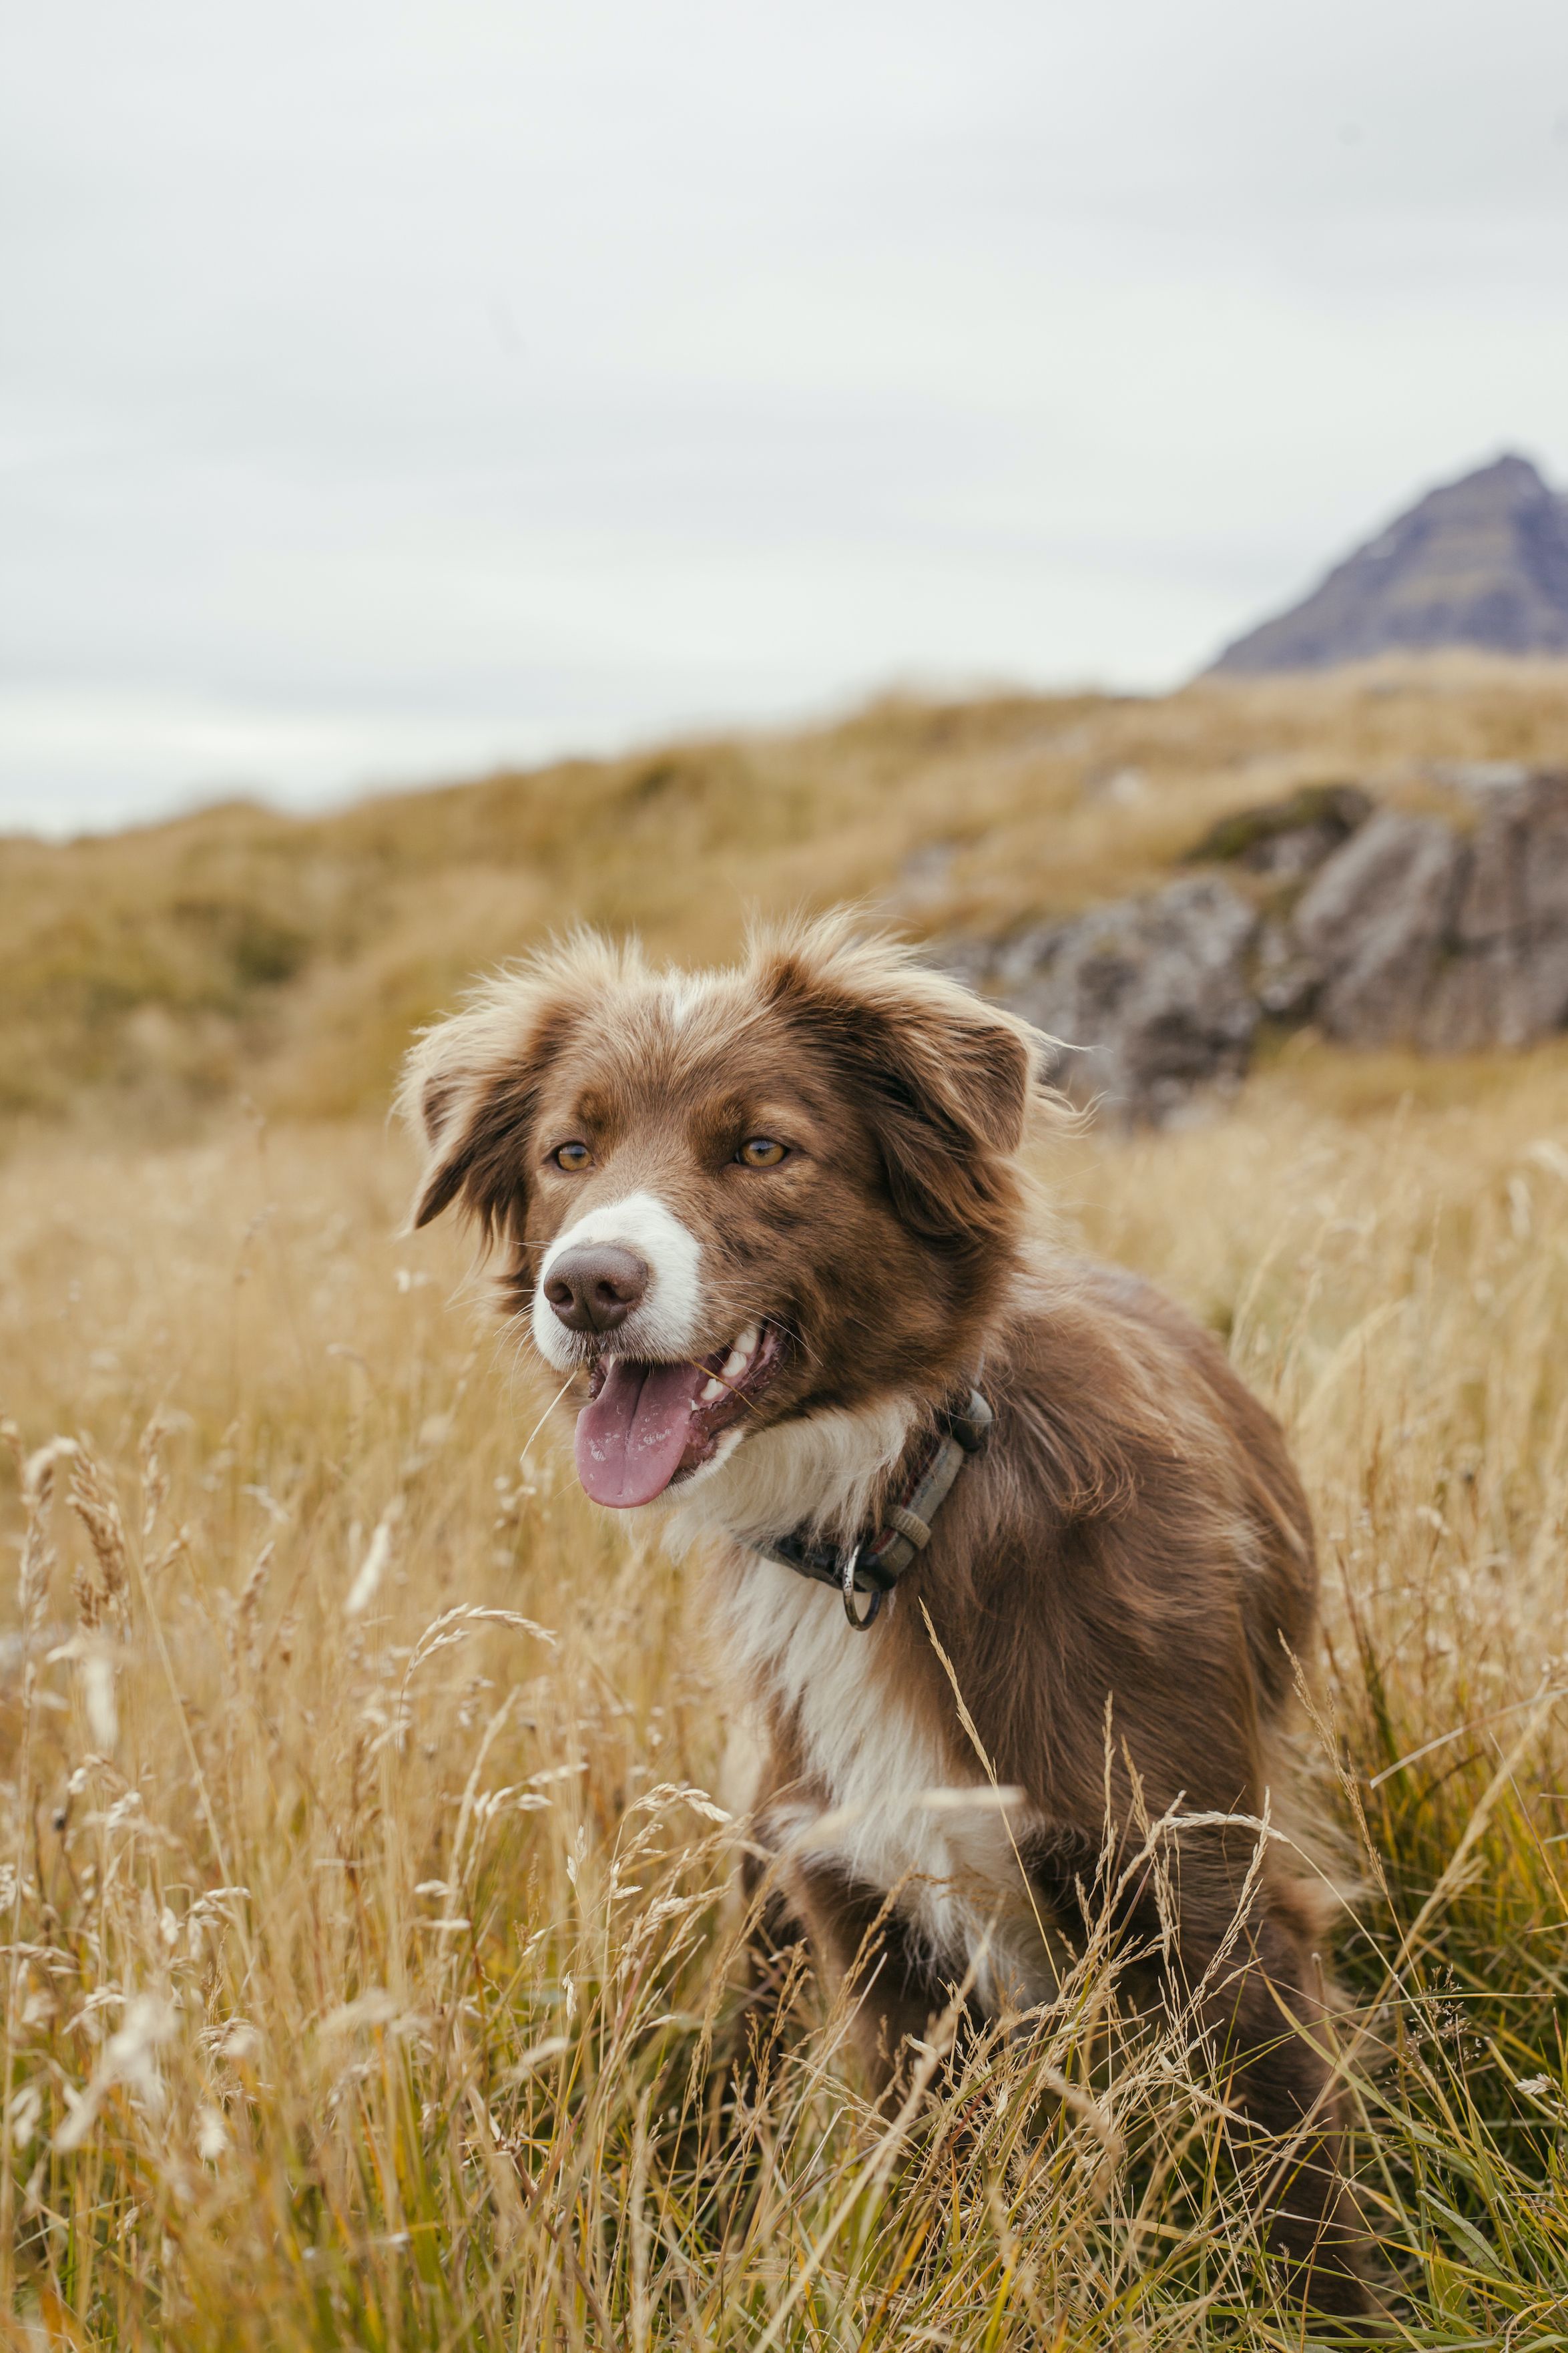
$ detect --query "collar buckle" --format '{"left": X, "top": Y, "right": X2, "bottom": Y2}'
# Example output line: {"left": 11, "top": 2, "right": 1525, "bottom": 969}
{"left": 839, "top": 1542, "right": 882, "bottom": 1631}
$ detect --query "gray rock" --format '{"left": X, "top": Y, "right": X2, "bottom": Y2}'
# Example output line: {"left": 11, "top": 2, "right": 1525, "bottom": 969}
{"left": 1255, "top": 920, "right": 1321, "bottom": 1020}
{"left": 1521, "top": 931, "right": 1568, "bottom": 1032}
{"left": 1292, "top": 811, "right": 1465, "bottom": 1044}
{"left": 994, "top": 877, "right": 1259, "bottom": 1123}
{"left": 1443, "top": 771, "right": 1568, "bottom": 943}
{"left": 1286, "top": 775, "right": 1568, "bottom": 1050}
{"left": 1418, "top": 945, "right": 1530, "bottom": 1054}
{"left": 1456, "top": 805, "right": 1526, "bottom": 945}
{"left": 1519, "top": 772, "right": 1568, "bottom": 928}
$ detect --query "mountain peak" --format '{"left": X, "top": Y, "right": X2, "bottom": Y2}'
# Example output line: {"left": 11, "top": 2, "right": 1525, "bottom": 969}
{"left": 1465, "top": 450, "right": 1547, "bottom": 488}
{"left": 1210, "top": 452, "right": 1568, "bottom": 673}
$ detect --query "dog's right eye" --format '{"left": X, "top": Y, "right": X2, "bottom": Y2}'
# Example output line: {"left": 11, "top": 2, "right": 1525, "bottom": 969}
{"left": 552, "top": 1142, "right": 593, "bottom": 1171}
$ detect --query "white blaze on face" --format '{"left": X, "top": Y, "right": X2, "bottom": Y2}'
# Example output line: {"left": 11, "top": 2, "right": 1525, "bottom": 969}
{"left": 531, "top": 1189, "right": 703, "bottom": 1368}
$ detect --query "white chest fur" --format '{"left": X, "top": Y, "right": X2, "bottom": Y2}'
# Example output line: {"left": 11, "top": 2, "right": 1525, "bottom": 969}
{"left": 716, "top": 1549, "right": 1055, "bottom": 2014}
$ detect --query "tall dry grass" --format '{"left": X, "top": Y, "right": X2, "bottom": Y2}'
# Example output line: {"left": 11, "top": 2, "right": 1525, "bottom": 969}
{"left": 1, "top": 1052, "right": 1567, "bottom": 2346}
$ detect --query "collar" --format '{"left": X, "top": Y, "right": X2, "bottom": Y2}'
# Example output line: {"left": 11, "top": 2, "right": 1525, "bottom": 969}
{"left": 746, "top": 1384, "right": 993, "bottom": 1631}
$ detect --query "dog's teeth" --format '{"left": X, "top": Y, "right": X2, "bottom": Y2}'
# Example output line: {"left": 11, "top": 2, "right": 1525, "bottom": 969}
{"left": 700, "top": 1377, "right": 725, "bottom": 1404}
{"left": 721, "top": 1323, "right": 760, "bottom": 1381}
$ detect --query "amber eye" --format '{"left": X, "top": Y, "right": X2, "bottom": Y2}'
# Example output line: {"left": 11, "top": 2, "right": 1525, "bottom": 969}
{"left": 736, "top": 1136, "right": 787, "bottom": 1168}
{"left": 553, "top": 1141, "right": 593, "bottom": 1172}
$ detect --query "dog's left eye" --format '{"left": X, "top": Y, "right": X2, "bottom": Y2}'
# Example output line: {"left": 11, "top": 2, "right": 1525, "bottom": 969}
{"left": 736, "top": 1136, "right": 788, "bottom": 1168}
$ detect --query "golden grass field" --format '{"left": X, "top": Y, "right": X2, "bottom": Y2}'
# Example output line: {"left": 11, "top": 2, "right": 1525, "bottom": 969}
{"left": 3, "top": 662, "right": 1568, "bottom": 2346}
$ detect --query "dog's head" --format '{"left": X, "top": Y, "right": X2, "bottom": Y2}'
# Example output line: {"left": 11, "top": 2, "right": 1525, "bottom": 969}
{"left": 400, "top": 915, "right": 1043, "bottom": 1511}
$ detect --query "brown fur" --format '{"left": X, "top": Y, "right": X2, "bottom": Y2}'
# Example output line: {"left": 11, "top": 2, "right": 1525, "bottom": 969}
{"left": 401, "top": 913, "right": 1376, "bottom": 2316}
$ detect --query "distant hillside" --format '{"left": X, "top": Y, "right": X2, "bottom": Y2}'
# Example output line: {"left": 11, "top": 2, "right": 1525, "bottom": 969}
{"left": 6, "top": 659, "right": 1568, "bottom": 1139}
{"left": 1212, "top": 454, "right": 1568, "bottom": 673}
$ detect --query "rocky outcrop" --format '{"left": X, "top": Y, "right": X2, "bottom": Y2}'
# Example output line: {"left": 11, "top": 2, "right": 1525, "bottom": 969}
{"left": 949, "top": 771, "right": 1568, "bottom": 1120}
{"left": 1311, "top": 774, "right": 1568, "bottom": 1053}
{"left": 1292, "top": 810, "right": 1464, "bottom": 1044}
{"left": 1210, "top": 453, "right": 1568, "bottom": 672}
{"left": 1431, "top": 775, "right": 1568, "bottom": 1048}
{"left": 990, "top": 879, "right": 1259, "bottom": 1122}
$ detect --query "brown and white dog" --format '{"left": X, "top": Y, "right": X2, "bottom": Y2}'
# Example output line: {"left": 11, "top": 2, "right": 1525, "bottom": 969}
{"left": 401, "top": 913, "right": 1374, "bottom": 2316}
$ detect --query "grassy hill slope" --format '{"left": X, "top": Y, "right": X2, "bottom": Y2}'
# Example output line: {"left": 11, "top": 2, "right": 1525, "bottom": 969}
{"left": 8, "top": 655, "right": 1568, "bottom": 1136}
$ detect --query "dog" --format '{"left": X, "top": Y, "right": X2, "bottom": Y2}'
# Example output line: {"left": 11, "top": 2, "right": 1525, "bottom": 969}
{"left": 400, "top": 912, "right": 1376, "bottom": 2316}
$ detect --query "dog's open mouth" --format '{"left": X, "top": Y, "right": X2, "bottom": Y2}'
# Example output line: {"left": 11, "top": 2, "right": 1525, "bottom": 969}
{"left": 573, "top": 1320, "right": 786, "bottom": 1508}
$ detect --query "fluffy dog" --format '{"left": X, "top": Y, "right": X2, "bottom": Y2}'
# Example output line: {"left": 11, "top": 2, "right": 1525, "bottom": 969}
{"left": 401, "top": 913, "right": 1374, "bottom": 2316}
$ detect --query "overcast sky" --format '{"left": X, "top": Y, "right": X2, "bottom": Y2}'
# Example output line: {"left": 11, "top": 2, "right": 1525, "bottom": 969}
{"left": 5, "top": 0, "right": 1568, "bottom": 833}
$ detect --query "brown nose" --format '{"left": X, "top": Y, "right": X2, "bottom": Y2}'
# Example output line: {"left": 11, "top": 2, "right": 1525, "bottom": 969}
{"left": 543, "top": 1243, "right": 650, "bottom": 1334}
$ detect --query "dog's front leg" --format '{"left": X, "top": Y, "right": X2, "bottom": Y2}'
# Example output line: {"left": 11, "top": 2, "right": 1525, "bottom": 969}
{"left": 741, "top": 1805, "right": 952, "bottom": 2096}
{"left": 786, "top": 1860, "right": 958, "bottom": 2097}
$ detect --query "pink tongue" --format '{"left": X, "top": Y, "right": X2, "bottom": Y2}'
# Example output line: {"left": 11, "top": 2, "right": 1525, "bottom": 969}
{"left": 574, "top": 1358, "right": 706, "bottom": 1507}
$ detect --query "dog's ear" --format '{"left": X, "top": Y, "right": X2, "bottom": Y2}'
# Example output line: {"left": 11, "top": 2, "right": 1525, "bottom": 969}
{"left": 400, "top": 1028, "right": 541, "bottom": 1241}
{"left": 399, "top": 998, "right": 556, "bottom": 1243}
{"left": 397, "top": 938, "right": 621, "bottom": 1241}
{"left": 756, "top": 917, "right": 1043, "bottom": 1254}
